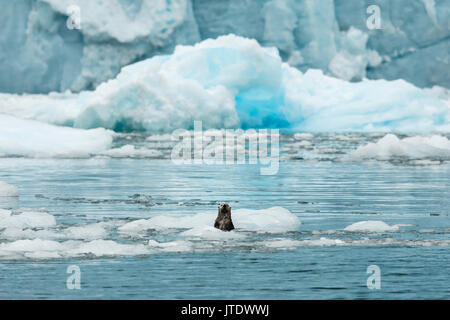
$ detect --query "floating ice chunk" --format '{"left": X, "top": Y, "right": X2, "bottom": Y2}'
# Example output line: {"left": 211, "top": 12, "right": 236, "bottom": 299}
{"left": 418, "top": 229, "right": 435, "bottom": 233}
{"left": 118, "top": 212, "right": 213, "bottom": 233}
{"left": 0, "top": 210, "right": 56, "bottom": 229}
{"left": 348, "top": 134, "right": 450, "bottom": 160}
{"left": 0, "top": 216, "right": 111, "bottom": 241}
{"left": 409, "top": 160, "right": 442, "bottom": 165}
{"left": 262, "top": 238, "right": 302, "bottom": 249}
{"left": 1, "top": 227, "right": 57, "bottom": 241}
{"left": 99, "top": 145, "right": 163, "bottom": 158}
{"left": 0, "top": 238, "right": 151, "bottom": 260}
{"left": 263, "top": 237, "right": 450, "bottom": 248}
{"left": 284, "top": 68, "right": 450, "bottom": 132}
{"left": 289, "top": 141, "right": 312, "bottom": 148}
{"left": 263, "top": 237, "right": 346, "bottom": 249}
{"left": 0, "top": 91, "right": 82, "bottom": 125}
{"left": 302, "top": 237, "right": 346, "bottom": 246}
{"left": 67, "top": 239, "right": 150, "bottom": 257}
{"left": 147, "top": 240, "right": 193, "bottom": 252}
{"left": 232, "top": 207, "right": 301, "bottom": 233}
{"left": 0, "top": 115, "right": 113, "bottom": 158}
{"left": 180, "top": 226, "right": 245, "bottom": 240}
{"left": 344, "top": 221, "right": 400, "bottom": 232}
{"left": 0, "top": 181, "right": 19, "bottom": 197}
{"left": 0, "top": 209, "right": 11, "bottom": 219}
{"left": 24, "top": 251, "right": 62, "bottom": 259}
{"left": 293, "top": 133, "right": 313, "bottom": 140}
{"left": 65, "top": 223, "right": 109, "bottom": 240}
{"left": 0, "top": 239, "right": 63, "bottom": 253}
{"left": 146, "top": 134, "right": 174, "bottom": 142}
{"left": 120, "top": 206, "right": 300, "bottom": 234}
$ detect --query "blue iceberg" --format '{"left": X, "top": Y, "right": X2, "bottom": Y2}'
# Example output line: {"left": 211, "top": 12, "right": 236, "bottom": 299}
{"left": 1, "top": 35, "right": 448, "bottom": 133}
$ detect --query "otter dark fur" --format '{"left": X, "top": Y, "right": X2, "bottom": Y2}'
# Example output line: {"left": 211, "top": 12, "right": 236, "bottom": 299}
{"left": 214, "top": 203, "right": 234, "bottom": 231}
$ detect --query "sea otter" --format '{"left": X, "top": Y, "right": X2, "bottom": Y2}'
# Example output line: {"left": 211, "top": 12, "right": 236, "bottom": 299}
{"left": 214, "top": 203, "right": 235, "bottom": 231}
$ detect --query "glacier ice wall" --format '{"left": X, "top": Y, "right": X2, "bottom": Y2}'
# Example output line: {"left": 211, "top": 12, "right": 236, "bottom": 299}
{"left": 0, "top": 0, "right": 448, "bottom": 94}
{"left": 334, "top": 0, "right": 450, "bottom": 88}
{"left": 1, "top": 35, "right": 448, "bottom": 133}
{"left": 0, "top": 0, "right": 200, "bottom": 93}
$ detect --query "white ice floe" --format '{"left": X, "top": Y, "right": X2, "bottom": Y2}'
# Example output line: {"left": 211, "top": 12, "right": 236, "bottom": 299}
{"left": 146, "top": 134, "right": 174, "bottom": 142}
{"left": 0, "top": 208, "right": 114, "bottom": 242}
{"left": 0, "top": 209, "right": 56, "bottom": 229}
{"left": 65, "top": 223, "right": 109, "bottom": 240}
{"left": 66, "top": 239, "right": 150, "bottom": 257}
{"left": 232, "top": 207, "right": 301, "bottom": 233}
{"left": 305, "top": 238, "right": 346, "bottom": 246}
{"left": 180, "top": 226, "right": 245, "bottom": 240}
{"left": 262, "top": 238, "right": 303, "bottom": 249}
{"left": 0, "top": 208, "right": 151, "bottom": 259}
{"left": 293, "top": 133, "right": 314, "bottom": 140}
{"left": 263, "top": 237, "right": 346, "bottom": 249}
{"left": 261, "top": 237, "right": 450, "bottom": 249}
{"left": 0, "top": 181, "right": 19, "bottom": 197}
{"left": 0, "top": 239, "right": 63, "bottom": 257}
{"left": 147, "top": 240, "right": 193, "bottom": 252}
{"left": 119, "top": 206, "right": 301, "bottom": 235}
{"left": 0, "top": 114, "right": 113, "bottom": 158}
{"left": 118, "top": 212, "right": 214, "bottom": 233}
{"left": 0, "top": 238, "right": 151, "bottom": 260}
{"left": 344, "top": 221, "right": 401, "bottom": 232}
{"left": 348, "top": 134, "right": 450, "bottom": 161}
{"left": 98, "top": 145, "right": 163, "bottom": 158}
{"left": 0, "top": 205, "right": 448, "bottom": 260}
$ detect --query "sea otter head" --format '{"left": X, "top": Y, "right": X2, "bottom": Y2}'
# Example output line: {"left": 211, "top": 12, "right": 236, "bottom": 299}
{"left": 218, "top": 203, "right": 231, "bottom": 218}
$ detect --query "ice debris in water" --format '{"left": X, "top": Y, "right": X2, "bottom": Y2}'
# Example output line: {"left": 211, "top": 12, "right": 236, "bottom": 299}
{"left": 344, "top": 221, "right": 402, "bottom": 232}
{"left": 0, "top": 181, "right": 19, "bottom": 197}
{"left": 0, "top": 206, "right": 448, "bottom": 261}
{"left": 348, "top": 134, "right": 450, "bottom": 161}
